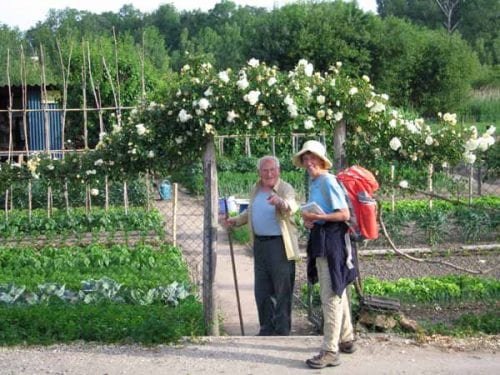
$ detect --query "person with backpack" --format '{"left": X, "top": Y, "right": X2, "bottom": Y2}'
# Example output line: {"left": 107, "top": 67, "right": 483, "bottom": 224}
{"left": 293, "top": 140, "right": 357, "bottom": 369}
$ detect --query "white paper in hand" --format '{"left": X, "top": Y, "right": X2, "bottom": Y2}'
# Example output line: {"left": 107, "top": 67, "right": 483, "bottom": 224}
{"left": 300, "top": 202, "right": 325, "bottom": 215}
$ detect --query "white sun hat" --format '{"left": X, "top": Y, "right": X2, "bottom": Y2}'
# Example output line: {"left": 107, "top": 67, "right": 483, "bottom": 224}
{"left": 292, "top": 140, "right": 332, "bottom": 169}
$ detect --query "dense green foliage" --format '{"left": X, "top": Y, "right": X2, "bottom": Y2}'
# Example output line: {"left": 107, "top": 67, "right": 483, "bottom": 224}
{"left": 377, "top": 0, "right": 500, "bottom": 66}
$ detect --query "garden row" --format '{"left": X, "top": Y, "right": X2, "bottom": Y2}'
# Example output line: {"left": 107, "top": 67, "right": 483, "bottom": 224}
{"left": 302, "top": 275, "right": 500, "bottom": 336}
{"left": 0, "top": 242, "right": 204, "bottom": 345}
{"left": 0, "top": 206, "right": 204, "bottom": 345}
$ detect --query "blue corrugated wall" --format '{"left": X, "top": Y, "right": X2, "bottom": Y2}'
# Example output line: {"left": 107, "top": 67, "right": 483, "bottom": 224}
{"left": 28, "top": 89, "right": 62, "bottom": 151}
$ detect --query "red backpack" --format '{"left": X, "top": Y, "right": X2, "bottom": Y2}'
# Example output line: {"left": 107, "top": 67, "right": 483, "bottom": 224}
{"left": 336, "top": 166, "right": 379, "bottom": 241}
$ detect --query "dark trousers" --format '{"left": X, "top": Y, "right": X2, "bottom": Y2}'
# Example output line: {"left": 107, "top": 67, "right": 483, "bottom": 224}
{"left": 254, "top": 236, "right": 296, "bottom": 336}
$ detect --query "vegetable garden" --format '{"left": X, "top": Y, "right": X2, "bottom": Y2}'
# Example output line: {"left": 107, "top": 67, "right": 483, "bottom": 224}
{"left": 1, "top": 54, "right": 498, "bottom": 342}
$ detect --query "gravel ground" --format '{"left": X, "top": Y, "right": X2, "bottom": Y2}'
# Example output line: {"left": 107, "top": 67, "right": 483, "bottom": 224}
{"left": 0, "top": 334, "right": 499, "bottom": 375}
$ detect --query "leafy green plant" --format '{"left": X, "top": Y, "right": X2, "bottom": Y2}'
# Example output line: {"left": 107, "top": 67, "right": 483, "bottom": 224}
{"left": 0, "top": 299, "right": 204, "bottom": 345}
{"left": 302, "top": 275, "right": 500, "bottom": 308}
{"left": 0, "top": 207, "right": 165, "bottom": 240}
{"left": 416, "top": 209, "right": 450, "bottom": 245}
{"left": 454, "top": 208, "right": 492, "bottom": 243}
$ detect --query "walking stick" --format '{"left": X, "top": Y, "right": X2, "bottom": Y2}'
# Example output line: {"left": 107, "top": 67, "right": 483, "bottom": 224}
{"left": 224, "top": 198, "right": 245, "bottom": 336}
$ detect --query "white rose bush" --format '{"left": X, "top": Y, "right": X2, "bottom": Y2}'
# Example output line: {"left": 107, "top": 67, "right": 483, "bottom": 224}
{"left": 0, "top": 58, "right": 496, "bottom": 186}
{"left": 103, "top": 58, "right": 494, "bottom": 176}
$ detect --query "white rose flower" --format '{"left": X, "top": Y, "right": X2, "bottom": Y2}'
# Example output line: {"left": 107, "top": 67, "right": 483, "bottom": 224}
{"left": 425, "top": 135, "right": 434, "bottom": 146}
{"left": 204, "top": 123, "right": 215, "bottom": 134}
{"left": 304, "top": 63, "right": 313, "bottom": 77}
{"left": 47, "top": 164, "right": 55, "bottom": 170}
{"left": 443, "top": 112, "right": 457, "bottom": 125}
{"left": 362, "top": 75, "right": 370, "bottom": 82}
{"left": 389, "top": 137, "right": 402, "bottom": 151}
{"left": 284, "top": 95, "right": 294, "bottom": 106}
{"left": 136, "top": 124, "right": 147, "bottom": 136}
{"left": 198, "top": 98, "right": 210, "bottom": 110}
{"left": 287, "top": 104, "right": 298, "bottom": 118}
{"left": 267, "top": 77, "right": 277, "bottom": 86}
{"left": 175, "top": 136, "right": 183, "bottom": 144}
{"left": 304, "top": 118, "right": 314, "bottom": 130}
{"left": 399, "top": 180, "right": 409, "bottom": 189}
{"left": 244, "top": 90, "right": 260, "bottom": 106}
{"left": 226, "top": 110, "right": 239, "bottom": 123}
{"left": 237, "top": 77, "right": 249, "bottom": 90}
{"left": 465, "top": 139, "right": 478, "bottom": 151}
{"left": 94, "top": 159, "right": 104, "bottom": 166}
{"left": 370, "top": 102, "right": 385, "bottom": 113}
{"left": 334, "top": 112, "right": 343, "bottom": 122}
{"left": 218, "top": 71, "right": 230, "bottom": 83}
{"left": 349, "top": 87, "right": 358, "bottom": 95}
{"left": 316, "top": 110, "right": 325, "bottom": 119}
{"left": 477, "top": 135, "right": 494, "bottom": 151}
{"left": 389, "top": 119, "right": 397, "bottom": 128}
{"left": 90, "top": 188, "right": 99, "bottom": 196}
{"left": 405, "top": 121, "right": 420, "bottom": 134}
{"left": 204, "top": 87, "right": 213, "bottom": 97}
{"left": 486, "top": 125, "right": 496, "bottom": 135}
{"left": 177, "top": 109, "right": 192, "bottom": 123}
{"left": 316, "top": 95, "right": 326, "bottom": 105}
{"left": 463, "top": 152, "right": 476, "bottom": 164}
{"left": 248, "top": 58, "right": 260, "bottom": 67}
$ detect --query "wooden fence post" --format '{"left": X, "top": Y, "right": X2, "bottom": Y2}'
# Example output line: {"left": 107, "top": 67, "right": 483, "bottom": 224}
{"left": 203, "top": 138, "right": 219, "bottom": 336}
{"left": 172, "top": 183, "right": 178, "bottom": 246}
{"left": 428, "top": 163, "right": 434, "bottom": 209}
{"left": 333, "top": 120, "right": 347, "bottom": 170}
{"left": 391, "top": 164, "right": 395, "bottom": 212}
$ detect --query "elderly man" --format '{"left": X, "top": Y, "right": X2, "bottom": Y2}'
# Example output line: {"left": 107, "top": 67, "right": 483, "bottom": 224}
{"left": 226, "top": 155, "right": 300, "bottom": 336}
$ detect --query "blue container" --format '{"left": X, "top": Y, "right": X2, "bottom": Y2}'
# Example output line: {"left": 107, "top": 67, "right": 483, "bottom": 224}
{"left": 159, "top": 180, "right": 172, "bottom": 200}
